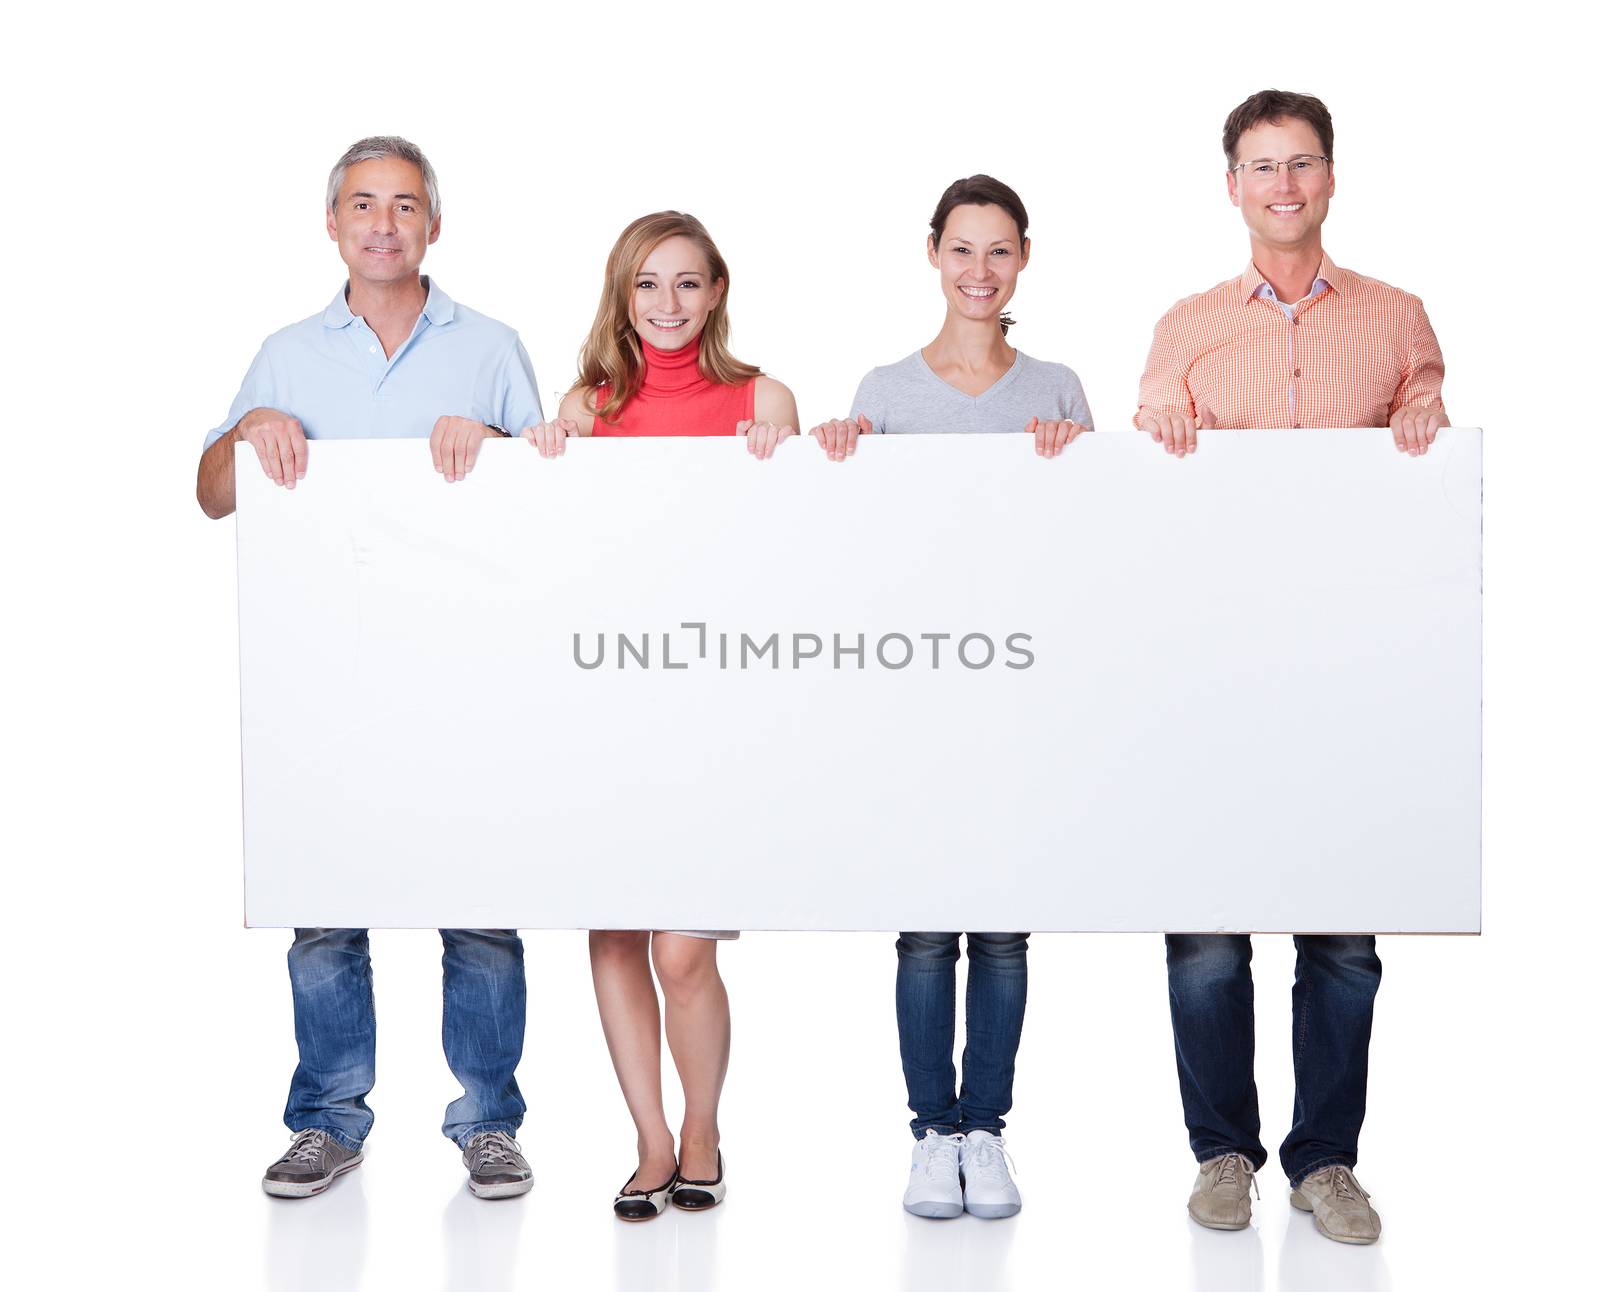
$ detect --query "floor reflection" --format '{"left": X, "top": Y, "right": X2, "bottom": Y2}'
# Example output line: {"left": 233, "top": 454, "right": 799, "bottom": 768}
{"left": 900, "top": 1212, "right": 1019, "bottom": 1292}
{"left": 1188, "top": 1219, "right": 1264, "bottom": 1292}
{"left": 1276, "top": 1210, "right": 1392, "bottom": 1292}
{"left": 673, "top": 1204, "right": 723, "bottom": 1286}
{"left": 264, "top": 1169, "right": 369, "bottom": 1292}
{"left": 442, "top": 1183, "right": 527, "bottom": 1292}
{"left": 611, "top": 1205, "right": 723, "bottom": 1290}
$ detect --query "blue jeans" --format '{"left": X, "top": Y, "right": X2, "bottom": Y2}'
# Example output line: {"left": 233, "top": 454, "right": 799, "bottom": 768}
{"left": 1165, "top": 933, "right": 1381, "bottom": 1186}
{"left": 895, "top": 932, "right": 1029, "bottom": 1137}
{"left": 285, "top": 928, "right": 528, "bottom": 1150}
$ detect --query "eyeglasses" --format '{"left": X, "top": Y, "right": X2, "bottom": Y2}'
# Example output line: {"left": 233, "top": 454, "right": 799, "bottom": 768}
{"left": 1232, "top": 155, "right": 1330, "bottom": 181}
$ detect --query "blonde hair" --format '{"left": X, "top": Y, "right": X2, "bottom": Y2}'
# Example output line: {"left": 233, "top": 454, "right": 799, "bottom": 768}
{"left": 575, "top": 211, "right": 761, "bottom": 422}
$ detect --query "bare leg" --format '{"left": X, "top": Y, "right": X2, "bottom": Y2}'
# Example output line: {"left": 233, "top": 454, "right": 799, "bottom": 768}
{"left": 651, "top": 934, "right": 731, "bottom": 1181}
{"left": 589, "top": 930, "right": 677, "bottom": 1188}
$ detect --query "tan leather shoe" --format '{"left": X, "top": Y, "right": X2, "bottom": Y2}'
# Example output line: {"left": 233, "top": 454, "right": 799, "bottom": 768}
{"left": 1290, "top": 1165, "right": 1382, "bottom": 1244}
{"left": 1188, "top": 1152, "right": 1259, "bottom": 1230}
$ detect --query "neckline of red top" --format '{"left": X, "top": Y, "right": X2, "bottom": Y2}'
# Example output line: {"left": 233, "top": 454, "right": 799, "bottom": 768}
{"left": 638, "top": 335, "right": 706, "bottom": 393}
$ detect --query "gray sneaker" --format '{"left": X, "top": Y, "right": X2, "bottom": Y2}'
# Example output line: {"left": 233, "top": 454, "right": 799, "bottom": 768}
{"left": 1188, "top": 1152, "right": 1259, "bottom": 1230}
{"left": 462, "top": 1131, "right": 533, "bottom": 1199}
{"left": 262, "top": 1129, "right": 364, "bottom": 1198}
{"left": 1290, "top": 1164, "right": 1381, "bottom": 1244}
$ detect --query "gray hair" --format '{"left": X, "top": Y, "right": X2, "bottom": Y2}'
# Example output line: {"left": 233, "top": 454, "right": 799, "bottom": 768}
{"left": 326, "top": 135, "right": 441, "bottom": 220}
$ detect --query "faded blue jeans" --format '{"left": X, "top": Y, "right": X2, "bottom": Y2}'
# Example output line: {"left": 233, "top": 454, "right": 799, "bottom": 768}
{"left": 895, "top": 932, "right": 1029, "bottom": 1137}
{"left": 284, "top": 928, "right": 527, "bottom": 1151}
{"left": 1165, "top": 933, "right": 1382, "bottom": 1186}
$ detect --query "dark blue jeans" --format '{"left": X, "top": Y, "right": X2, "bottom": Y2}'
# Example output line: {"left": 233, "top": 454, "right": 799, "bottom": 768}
{"left": 895, "top": 932, "right": 1029, "bottom": 1137}
{"left": 1165, "top": 933, "right": 1381, "bottom": 1186}
{"left": 285, "top": 928, "right": 528, "bottom": 1151}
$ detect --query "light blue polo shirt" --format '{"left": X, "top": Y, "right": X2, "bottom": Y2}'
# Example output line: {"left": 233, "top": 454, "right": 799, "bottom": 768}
{"left": 204, "top": 277, "right": 543, "bottom": 448}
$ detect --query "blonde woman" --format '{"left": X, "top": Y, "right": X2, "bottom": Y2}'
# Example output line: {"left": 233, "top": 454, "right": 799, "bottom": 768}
{"left": 525, "top": 212, "right": 798, "bottom": 1219}
{"left": 527, "top": 210, "right": 796, "bottom": 449}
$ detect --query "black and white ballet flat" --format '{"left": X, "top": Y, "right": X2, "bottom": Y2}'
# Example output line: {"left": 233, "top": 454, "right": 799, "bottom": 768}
{"left": 671, "top": 1152, "right": 726, "bottom": 1211}
{"left": 613, "top": 1168, "right": 678, "bottom": 1221}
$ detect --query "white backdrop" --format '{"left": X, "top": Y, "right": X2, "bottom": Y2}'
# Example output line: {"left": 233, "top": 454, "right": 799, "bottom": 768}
{"left": 3, "top": 2, "right": 1593, "bottom": 1290}
{"left": 239, "top": 433, "right": 1482, "bottom": 931}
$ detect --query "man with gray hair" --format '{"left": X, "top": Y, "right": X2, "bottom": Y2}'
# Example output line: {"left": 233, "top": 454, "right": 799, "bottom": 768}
{"left": 197, "top": 136, "right": 540, "bottom": 1200}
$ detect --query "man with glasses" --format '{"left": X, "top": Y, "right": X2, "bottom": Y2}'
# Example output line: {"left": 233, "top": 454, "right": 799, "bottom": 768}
{"left": 197, "top": 136, "right": 542, "bottom": 1201}
{"left": 1133, "top": 89, "right": 1449, "bottom": 1244}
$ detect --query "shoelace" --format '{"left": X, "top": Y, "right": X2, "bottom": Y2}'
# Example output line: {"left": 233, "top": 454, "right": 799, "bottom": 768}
{"left": 964, "top": 1136, "right": 1018, "bottom": 1183}
{"left": 468, "top": 1132, "right": 521, "bottom": 1166}
{"left": 1324, "top": 1165, "right": 1368, "bottom": 1203}
{"left": 282, "top": 1130, "right": 329, "bottom": 1165}
{"left": 920, "top": 1134, "right": 963, "bottom": 1185}
{"left": 1213, "top": 1153, "right": 1260, "bottom": 1199}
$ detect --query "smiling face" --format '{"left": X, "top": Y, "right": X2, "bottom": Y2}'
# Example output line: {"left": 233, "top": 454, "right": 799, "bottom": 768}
{"left": 326, "top": 156, "right": 439, "bottom": 289}
{"left": 927, "top": 203, "right": 1029, "bottom": 324}
{"left": 1227, "top": 117, "right": 1334, "bottom": 254}
{"left": 627, "top": 235, "right": 726, "bottom": 351}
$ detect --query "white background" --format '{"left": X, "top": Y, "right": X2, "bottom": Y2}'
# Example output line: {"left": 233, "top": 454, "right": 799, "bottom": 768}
{"left": 2, "top": 2, "right": 1593, "bottom": 1290}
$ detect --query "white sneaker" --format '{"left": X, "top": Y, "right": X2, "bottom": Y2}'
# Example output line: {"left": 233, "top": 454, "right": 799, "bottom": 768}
{"left": 903, "top": 1130, "right": 964, "bottom": 1218}
{"left": 960, "top": 1131, "right": 1021, "bottom": 1219}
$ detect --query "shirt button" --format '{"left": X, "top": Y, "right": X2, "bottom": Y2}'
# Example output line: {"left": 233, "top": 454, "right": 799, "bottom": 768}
{"left": 1294, "top": 422, "right": 1302, "bottom": 428}
{"left": 369, "top": 345, "right": 377, "bottom": 354}
{"left": 1293, "top": 368, "right": 1302, "bottom": 377}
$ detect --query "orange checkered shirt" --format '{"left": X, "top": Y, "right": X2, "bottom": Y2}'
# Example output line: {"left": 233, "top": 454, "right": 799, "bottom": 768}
{"left": 1133, "top": 255, "right": 1446, "bottom": 430}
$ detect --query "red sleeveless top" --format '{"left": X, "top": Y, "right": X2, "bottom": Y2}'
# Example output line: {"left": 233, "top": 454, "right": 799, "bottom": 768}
{"left": 591, "top": 336, "right": 756, "bottom": 436}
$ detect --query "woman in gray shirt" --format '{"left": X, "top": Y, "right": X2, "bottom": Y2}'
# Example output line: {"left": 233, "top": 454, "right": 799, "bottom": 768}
{"left": 812, "top": 174, "right": 1092, "bottom": 456}
{"left": 809, "top": 175, "right": 1092, "bottom": 1222}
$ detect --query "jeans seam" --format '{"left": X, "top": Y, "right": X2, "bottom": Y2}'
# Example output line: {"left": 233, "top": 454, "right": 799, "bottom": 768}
{"left": 454, "top": 1120, "right": 521, "bottom": 1148}
{"left": 286, "top": 1123, "right": 364, "bottom": 1153}
{"left": 1292, "top": 961, "right": 1310, "bottom": 1135}
{"left": 957, "top": 952, "right": 979, "bottom": 1129}
{"left": 284, "top": 929, "right": 376, "bottom": 1150}
{"left": 1197, "top": 1146, "right": 1269, "bottom": 1168}
{"left": 1288, "top": 1154, "right": 1356, "bottom": 1188}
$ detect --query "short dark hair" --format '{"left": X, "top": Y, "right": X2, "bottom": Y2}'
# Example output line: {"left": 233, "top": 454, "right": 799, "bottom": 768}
{"left": 1222, "top": 90, "right": 1334, "bottom": 168}
{"left": 929, "top": 174, "right": 1029, "bottom": 247}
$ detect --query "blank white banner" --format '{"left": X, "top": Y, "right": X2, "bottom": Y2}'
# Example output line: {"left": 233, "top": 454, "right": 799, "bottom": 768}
{"left": 236, "top": 430, "right": 1481, "bottom": 932}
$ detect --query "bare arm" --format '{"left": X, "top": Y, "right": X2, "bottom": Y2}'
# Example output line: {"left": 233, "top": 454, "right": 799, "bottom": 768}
{"left": 753, "top": 376, "right": 799, "bottom": 431}
{"left": 195, "top": 408, "right": 307, "bottom": 519}
{"left": 558, "top": 387, "right": 598, "bottom": 436}
{"left": 196, "top": 428, "right": 241, "bottom": 519}
{"left": 736, "top": 377, "right": 800, "bottom": 459}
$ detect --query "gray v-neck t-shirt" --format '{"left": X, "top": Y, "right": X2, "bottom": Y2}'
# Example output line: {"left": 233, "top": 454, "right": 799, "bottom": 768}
{"left": 850, "top": 349, "right": 1093, "bottom": 435}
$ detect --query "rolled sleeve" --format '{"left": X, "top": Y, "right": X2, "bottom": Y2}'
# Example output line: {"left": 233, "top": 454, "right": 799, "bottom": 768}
{"left": 1389, "top": 299, "right": 1447, "bottom": 421}
{"left": 1132, "top": 313, "right": 1195, "bottom": 429}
